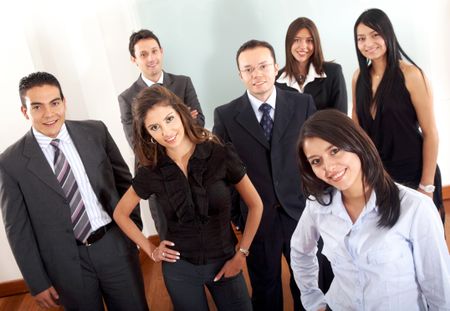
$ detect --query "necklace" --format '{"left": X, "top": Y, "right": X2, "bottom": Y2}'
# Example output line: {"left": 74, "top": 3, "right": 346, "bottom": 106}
{"left": 298, "top": 74, "right": 306, "bottom": 85}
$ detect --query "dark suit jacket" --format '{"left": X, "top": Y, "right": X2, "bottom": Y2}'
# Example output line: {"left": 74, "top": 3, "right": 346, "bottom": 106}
{"left": 118, "top": 72, "right": 204, "bottom": 148}
{"left": 276, "top": 62, "right": 347, "bottom": 113}
{"left": 213, "top": 87, "right": 316, "bottom": 239}
{"left": 0, "top": 120, "right": 141, "bottom": 300}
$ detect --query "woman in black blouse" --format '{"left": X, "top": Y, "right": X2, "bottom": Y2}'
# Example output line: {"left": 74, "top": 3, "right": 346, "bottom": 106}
{"left": 276, "top": 17, "right": 348, "bottom": 113}
{"left": 114, "top": 85, "right": 262, "bottom": 310}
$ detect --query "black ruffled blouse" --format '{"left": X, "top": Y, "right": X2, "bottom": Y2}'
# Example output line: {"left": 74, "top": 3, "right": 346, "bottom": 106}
{"left": 132, "top": 141, "right": 246, "bottom": 265}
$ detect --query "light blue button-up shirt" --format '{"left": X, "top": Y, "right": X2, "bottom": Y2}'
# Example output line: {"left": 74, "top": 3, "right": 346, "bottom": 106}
{"left": 291, "top": 184, "right": 450, "bottom": 311}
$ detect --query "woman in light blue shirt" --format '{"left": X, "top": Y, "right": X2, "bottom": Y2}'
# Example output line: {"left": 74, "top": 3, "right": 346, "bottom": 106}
{"left": 291, "top": 109, "right": 450, "bottom": 310}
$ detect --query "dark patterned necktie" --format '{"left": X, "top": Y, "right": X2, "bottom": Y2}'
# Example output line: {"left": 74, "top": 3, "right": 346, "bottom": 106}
{"left": 51, "top": 139, "right": 92, "bottom": 242}
{"left": 259, "top": 103, "right": 273, "bottom": 141}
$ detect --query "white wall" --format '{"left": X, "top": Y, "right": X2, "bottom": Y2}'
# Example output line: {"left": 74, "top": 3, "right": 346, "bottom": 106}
{"left": 0, "top": 0, "right": 449, "bottom": 282}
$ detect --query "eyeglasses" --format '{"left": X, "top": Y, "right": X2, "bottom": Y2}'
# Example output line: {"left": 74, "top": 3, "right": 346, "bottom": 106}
{"left": 239, "top": 63, "right": 274, "bottom": 77}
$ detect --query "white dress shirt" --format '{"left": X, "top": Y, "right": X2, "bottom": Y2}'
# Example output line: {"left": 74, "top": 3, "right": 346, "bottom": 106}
{"left": 142, "top": 71, "right": 164, "bottom": 86}
{"left": 33, "top": 124, "right": 112, "bottom": 230}
{"left": 276, "top": 64, "right": 326, "bottom": 93}
{"left": 247, "top": 87, "right": 277, "bottom": 122}
{"left": 291, "top": 184, "right": 450, "bottom": 311}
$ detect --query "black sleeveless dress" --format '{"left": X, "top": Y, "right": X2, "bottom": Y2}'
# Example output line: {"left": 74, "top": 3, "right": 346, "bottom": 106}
{"left": 357, "top": 71, "right": 443, "bottom": 210}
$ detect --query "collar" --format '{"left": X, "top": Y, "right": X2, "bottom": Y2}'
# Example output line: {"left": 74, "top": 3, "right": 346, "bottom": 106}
{"left": 33, "top": 123, "right": 71, "bottom": 149}
{"left": 191, "top": 141, "right": 213, "bottom": 160}
{"left": 158, "top": 141, "right": 213, "bottom": 167}
{"left": 312, "top": 188, "right": 378, "bottom": 219}
{"left": 247, "top": 86, "right": 277, "bottom": 112}
{"left": 141, "top": 71, "right": 164, "bottom": 87}
{"left": 276, "top": 65, "right": 326, "bottom": 92}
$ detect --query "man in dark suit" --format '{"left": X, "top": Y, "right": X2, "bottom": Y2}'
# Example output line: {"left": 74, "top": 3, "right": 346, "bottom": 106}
{"left": 0, "top": 72, "right": 148, "bottom": 310}
{"left": 213, "top": 40, "right": 316, "bottom": 311}
{"left": 118, "top": 29, "right": 205, "bottom": 238}
{"left": 118, "top": 28, "right": 204, "bottom": 148}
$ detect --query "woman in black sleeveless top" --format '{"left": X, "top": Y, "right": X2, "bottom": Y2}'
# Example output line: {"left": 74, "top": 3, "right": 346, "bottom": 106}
{"left": 351, "top": 8, "right": 443, "bottom": 218}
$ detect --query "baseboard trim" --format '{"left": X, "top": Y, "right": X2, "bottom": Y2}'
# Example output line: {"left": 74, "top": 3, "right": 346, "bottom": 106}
{"left": 0, "top": 235, "right": 160, "bottom": 298}
{"left": 0, "top": 279, "right": 28, "bottom": 298}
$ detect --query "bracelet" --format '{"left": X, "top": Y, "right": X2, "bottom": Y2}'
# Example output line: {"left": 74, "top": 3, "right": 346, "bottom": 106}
{"left": 238, "top": 247, "right": 250, "bottom": 257}
{"left": 151, "top": 247, "right": 158, "bottom": 262}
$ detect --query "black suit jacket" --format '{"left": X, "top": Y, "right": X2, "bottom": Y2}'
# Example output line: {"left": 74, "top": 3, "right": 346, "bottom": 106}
{"left": 276, "top": 62, "right": 347, "bottom": 113}
{"left": 118, "top": 72, "right": 204, "bottom": 148}
{"left": 213, "top": 87, "right": 316, "bottom": 238}
{"left": 0, "top": 120, "right": 141, "bottom": 298}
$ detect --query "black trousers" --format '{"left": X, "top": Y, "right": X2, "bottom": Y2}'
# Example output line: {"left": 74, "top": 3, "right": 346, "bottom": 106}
{"left": 246, "top": 207, "right": 301, "bottom": 311}
{"left": 162, "top": 259, "right": 252, "bottom": 311}
{"left": 64, "top": 226, "right": 148, "bottom": 311}
{"left": 247, "top": 208, "right": 334, "bottom": 311}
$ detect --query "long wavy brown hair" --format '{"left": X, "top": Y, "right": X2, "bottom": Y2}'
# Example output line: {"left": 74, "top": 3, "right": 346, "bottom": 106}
{"left": 132, "top": 85, "right": 219, "bottom": 167}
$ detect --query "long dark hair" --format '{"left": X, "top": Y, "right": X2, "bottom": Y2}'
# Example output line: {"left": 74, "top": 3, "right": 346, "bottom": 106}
{"left": 354, "top": 8, "right": 421, "bottom": 122}
{"left": 297, "top": 110, "right": 400, "bottom": 228}
{"left": 284, "top": 17, "right": 325, "bottom": 79}
{"left": 132, "top": 85, "right": 219, "bottom": 167}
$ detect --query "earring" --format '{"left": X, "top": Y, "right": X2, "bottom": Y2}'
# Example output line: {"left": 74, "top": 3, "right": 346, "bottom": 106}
{"left": 150, "top": 137, "right": 156, "bottom": 144}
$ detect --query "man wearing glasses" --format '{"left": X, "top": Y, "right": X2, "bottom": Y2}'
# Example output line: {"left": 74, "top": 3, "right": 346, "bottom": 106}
{"left": 213, "top": 40, "right": 316, "bottom": 311}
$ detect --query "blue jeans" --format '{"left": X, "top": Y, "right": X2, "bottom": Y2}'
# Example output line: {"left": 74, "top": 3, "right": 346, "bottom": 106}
{"left": 162, "top": 259, "right": 252, "bottom": 311}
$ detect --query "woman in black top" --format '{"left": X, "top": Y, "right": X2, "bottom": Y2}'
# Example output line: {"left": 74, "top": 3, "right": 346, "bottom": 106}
{"left": 276, "top": 17, "right": 348, "bottom": 113}
{"left": 277, "top": 17, "right": 343, "bottom": 295}
{"left": 352, "top": 8, "right": 443, "bottom": 217}
{"left": 114, "top": 85, "right": 263, "bottom": 310}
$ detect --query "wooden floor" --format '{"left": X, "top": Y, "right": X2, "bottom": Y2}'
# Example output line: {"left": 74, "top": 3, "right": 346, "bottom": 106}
{"left": 0, "top": 241, "right": 293, "bottom": 311}
{"left": 1, "top": 200, "right": 449, "bottom": 311}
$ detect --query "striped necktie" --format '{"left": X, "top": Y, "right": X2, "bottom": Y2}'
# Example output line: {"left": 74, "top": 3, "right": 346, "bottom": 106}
{"left": 259, "top": 103, "right": 273, "bottom": 141}
{"left": 51, "top": 139, "right": 92, "bottom": 243}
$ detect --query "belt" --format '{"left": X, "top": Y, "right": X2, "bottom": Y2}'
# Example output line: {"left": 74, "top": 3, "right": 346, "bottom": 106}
{"left": 76, "top": 222, "right": 113, "bottom": 246}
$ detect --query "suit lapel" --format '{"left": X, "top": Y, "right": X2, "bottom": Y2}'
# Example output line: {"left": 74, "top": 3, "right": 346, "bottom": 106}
{"left": 23, "top": 130, "right": 66, "bottom": 198}
{"left": 162, "top": 72, "right": 173, "bottom": 88}
{"left": 272, "top": 90, "right": 294, "bottom": 144}
{"left": 235, "top": 93, "right": 270, "bottom": 149}
{"left": 136, "top": 75, "right": 148, "bottom": 90}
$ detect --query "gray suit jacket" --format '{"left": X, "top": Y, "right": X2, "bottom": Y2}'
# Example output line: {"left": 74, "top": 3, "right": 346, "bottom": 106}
{"left": 118, "top": 72, "right": 204, "bottom": 148}
{"left": 213, "top": 87, "right": 316, "bottom": 238}
{"left": 0, "top": 120, "right": 141, "bottom": 299}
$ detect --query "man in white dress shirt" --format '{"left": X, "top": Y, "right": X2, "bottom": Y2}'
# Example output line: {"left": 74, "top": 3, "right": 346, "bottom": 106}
{"left": 0, "top": 72, "right": 148, "bottom": 310}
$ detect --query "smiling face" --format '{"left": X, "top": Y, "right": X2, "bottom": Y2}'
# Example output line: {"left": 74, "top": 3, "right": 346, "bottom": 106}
{"left": 238, "top": 46, "right": 279, "bottom": 102}
{"left": 21, "top": 84, "right": 66, "bottom": 138}
{"left": 144, "top": 103, "right": 190, "bottom": 152}
{"left": 303, "top": 136, "right": 363, "bottom": 195}
{"left": 356, "top": 23, "right": 387, "bottom": 61}
{"left": 290, "top": 28, "right": 314, "bottom": 66}
{"left": 132, "top": 38, "right": 164, "bottom": 82}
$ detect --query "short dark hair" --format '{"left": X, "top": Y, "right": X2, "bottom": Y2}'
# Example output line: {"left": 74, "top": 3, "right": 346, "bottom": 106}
{"left": 132, "top": 85, "right": 219, "bottom": 167}
{"left": 235, "top": 40, "right": 277, "bottom": 69}
{"left": 19, "top": 72, "right": 64, "bottom": 108}
{"left": 297, "top": 110, "right": 400, "bottom": 228}
{"left": 284, "top": 17, "right": 325, "bottom": 77}
{"left": 129, "top": 29, "right": 161, "bottom": 58}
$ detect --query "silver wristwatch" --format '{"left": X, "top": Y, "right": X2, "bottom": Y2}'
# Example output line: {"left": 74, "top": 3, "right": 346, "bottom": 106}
{"left": 419, "top": 183, "right": 435, "bottom": 193}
